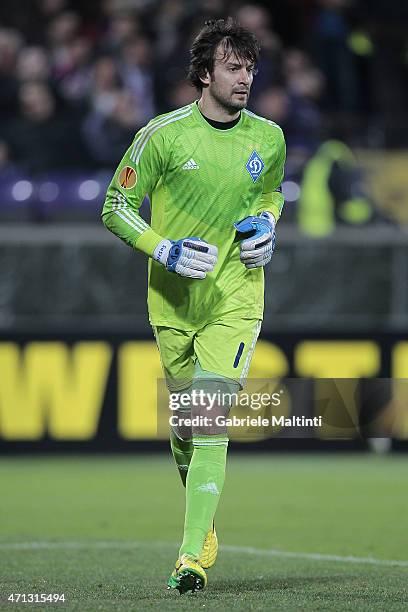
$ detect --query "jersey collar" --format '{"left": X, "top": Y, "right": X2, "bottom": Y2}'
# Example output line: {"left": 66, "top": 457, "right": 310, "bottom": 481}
{"left": 192, "top": 100, "right": 244, "bottom": 133}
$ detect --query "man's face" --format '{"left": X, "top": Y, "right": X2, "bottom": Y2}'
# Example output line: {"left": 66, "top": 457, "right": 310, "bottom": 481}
{"left": 202, "top": 46, "right": 256, "bottom": 112}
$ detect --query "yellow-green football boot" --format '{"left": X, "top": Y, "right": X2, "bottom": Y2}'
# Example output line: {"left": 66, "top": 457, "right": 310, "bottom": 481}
{"left": 199, "top": 522, "right": 218, "bottom": 569}
{"left": 167, "top": 554, "right": 207, "bottom": 594}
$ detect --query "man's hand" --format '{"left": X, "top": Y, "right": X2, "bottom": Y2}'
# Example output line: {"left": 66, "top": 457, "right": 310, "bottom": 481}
{"left": 153, "top": 237, "right": 218, "bottom": 279}
{"left": 234, "top": 211, "right": 276, "bottom": 269}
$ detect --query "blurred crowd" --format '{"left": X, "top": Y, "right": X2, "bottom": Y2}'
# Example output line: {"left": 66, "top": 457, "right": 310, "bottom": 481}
{"left": 0, "top": 0, "right": 407, "bottom": 177}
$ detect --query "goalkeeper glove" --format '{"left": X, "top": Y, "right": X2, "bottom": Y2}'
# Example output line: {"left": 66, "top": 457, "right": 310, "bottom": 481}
{"left": 234, "top": 211, "right": 276, "bottom": 269}
{"left": 153, "top": 236, "right": 218, "bottom": 279}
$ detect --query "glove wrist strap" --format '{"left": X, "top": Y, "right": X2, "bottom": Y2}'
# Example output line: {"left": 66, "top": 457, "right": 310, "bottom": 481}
{"left": 260, "top": 211, "right": 276, "bottom": 230}
{"left": 153, "top": 239, "right": 173, "bottom": 266}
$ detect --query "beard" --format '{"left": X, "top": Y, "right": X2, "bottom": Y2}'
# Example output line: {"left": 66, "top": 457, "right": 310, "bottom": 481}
{"left": 209, "top": 82, "right": 249, "bottom": 114}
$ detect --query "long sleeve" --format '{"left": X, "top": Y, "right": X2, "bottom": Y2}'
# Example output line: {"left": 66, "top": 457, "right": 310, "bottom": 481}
{"left": 101, "top": 123, "right": 165, "bottom": 256}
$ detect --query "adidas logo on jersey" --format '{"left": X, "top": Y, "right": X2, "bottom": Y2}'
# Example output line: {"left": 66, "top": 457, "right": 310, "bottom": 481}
{"left": 182, "top": 158, "right": 199, "bottom": 170}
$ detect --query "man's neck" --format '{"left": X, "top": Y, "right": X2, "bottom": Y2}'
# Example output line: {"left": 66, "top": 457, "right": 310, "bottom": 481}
{"left": 197, "top": 102, "right": 240, "bottom": 130}
{"left": 198, "top": 95, "right": 241, "bottom": 123}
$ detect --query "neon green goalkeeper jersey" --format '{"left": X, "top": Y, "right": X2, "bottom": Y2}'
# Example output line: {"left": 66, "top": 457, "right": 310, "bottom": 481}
{"left": 102, "top": 101, "right": 286, "bottom": 330}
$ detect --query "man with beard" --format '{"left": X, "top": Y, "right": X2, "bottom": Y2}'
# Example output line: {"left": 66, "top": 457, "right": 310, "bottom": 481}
{"left": 102, "top": 17, "right": 286, "bottom": 594}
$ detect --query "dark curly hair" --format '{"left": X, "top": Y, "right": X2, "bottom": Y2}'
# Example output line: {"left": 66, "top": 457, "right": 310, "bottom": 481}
{"left": 188, "top": 18, "right": 260, "bottom": 91}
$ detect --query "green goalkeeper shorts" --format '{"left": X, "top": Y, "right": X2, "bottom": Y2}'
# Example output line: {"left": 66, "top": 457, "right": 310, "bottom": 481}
{"left": 152, "top": 317, "right": 262, "bottom": 392}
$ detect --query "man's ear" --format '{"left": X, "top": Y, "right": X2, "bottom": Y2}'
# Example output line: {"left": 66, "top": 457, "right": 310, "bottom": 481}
{"left": 199, "top": 70, "right": 211, "bottom": 87}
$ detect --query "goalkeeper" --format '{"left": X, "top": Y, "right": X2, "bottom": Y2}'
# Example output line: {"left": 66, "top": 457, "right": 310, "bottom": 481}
{"left": 101, "top": 17, "right": 286, "bottom": 595}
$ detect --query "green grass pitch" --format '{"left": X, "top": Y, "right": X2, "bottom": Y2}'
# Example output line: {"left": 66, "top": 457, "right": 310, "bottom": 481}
{"left": 0, "top": 453, "right": 407, "bottom": 610}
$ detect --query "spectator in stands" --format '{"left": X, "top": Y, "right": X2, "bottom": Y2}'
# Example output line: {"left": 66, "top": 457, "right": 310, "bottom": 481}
{"left": 56, "top": 36, "right": 93, "bottom": 105}
{"left": 4, "top": 82, "right": 90, "bottom": 173}
{"left": 284, "top": 49, "right": 324, "bottom": 102}
{"left": 82, "top": 88, "right": 144, "bottom": 166}
{"left": 16, "top": 46, "right": 51, "bottom": 83}
{"left": 0, "top": 28, "right": 23, "bottom": 119}
{"left": 308, "top": 0, "right": 359, "bottom": 112}
{"left": 88, "top": 55, "right": 122, "bottom": 116}
{"left": 47, "top": 10, "right": 82, "bottom": 80}
{"left": 119, "top": 36, "right": 156, "bottom": 122}
{"left": 235, "top": 4, "right": 283, "bottom": 101}
{"left": 100, "top": 11, "right": 142, "bottom": 55}
{"left": 153, "top": 0, "right": 186, "bottom": 60}
{"left": 254, "top": 82, "right": 323, "bottom": 153}
{"left": 167, "top": 79, "right": 197, "bottom": 109}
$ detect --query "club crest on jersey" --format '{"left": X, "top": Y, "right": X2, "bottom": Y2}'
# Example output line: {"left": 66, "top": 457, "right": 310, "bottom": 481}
{"left": 118, "top": 165, "right": 137, "bottom": 189}
{"left": 245, "top": 150, "right": 264, "bottom": 183}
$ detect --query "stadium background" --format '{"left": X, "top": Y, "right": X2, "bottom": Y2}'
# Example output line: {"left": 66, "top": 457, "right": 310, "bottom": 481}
{"left": 1, "top": 2, "right": 407, "bottom": 609}
{"left": 0, "top": 0, "right": 407, "bottom": 450}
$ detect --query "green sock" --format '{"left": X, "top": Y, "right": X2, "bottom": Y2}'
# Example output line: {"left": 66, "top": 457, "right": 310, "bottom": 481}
{"left": 179, "top": 435, "right": 228, "bottom": 559}
{"left": 170, "top": 429, "right": 193, "bottom": 487}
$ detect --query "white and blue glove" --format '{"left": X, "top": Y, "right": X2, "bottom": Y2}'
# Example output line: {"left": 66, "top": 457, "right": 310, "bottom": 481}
{"left": 234, "top": 211, "right": 276, "bottom": 269}
{"left": 153, "top": 236, "right": 218, "bottom": 279}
